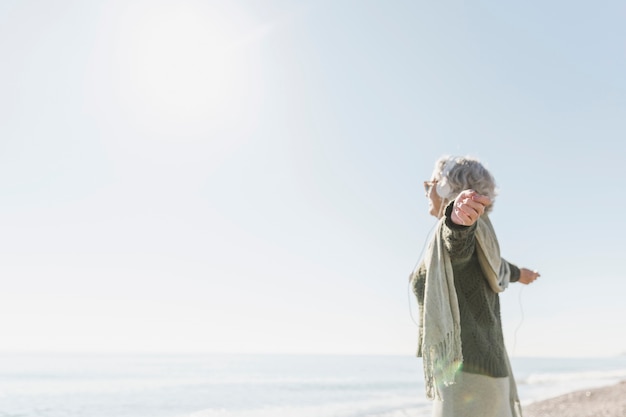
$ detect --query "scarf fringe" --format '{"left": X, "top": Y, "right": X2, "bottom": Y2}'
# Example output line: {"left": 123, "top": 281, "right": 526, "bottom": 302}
{"left": 422, "top": 326, "right": 463, "bottom": 400}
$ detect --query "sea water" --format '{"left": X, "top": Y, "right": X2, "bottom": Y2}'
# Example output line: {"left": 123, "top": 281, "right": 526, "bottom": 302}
{"left": 1, "top": 353, "right": 626, "bottom": 417}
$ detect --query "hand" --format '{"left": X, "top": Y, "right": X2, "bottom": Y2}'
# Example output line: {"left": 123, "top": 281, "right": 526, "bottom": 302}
{"left": 450, "top": 189, "right": 492, "bottom": 226}
{"left": 518, "top": 268, "right": 540, "bottom": 285}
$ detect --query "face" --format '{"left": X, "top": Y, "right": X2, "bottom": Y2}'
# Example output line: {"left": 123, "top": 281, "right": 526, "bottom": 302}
{"left": 424, "top": 179, "right": 444, "bottom": 218}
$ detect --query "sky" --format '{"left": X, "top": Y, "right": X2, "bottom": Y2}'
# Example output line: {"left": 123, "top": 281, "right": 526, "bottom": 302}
{"left": 1, "top": 0, "right": 625, "bottom": 358}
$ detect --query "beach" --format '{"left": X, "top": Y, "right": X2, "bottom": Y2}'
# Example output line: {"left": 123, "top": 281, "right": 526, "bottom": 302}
{"left": 523, "top": 380, "right": 626, "bottom": 417}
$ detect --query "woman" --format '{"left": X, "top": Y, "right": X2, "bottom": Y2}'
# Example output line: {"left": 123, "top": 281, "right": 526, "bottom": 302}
{"left": 411, "top": 155, "right": 540, "bottom": 417}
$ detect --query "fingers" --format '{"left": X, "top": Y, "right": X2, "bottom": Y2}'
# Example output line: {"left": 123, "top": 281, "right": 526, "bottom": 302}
{"left": 530, "top": 269, "right": 540, "bottom": 282}
{"left": 520, "top": 268, "right": 541, "bottom": 285}
{"left": 452, "top": 206, "right": 477, "bottom": 225}
{"left": 471, "top": 193, "right": 491, "bottom": 206}
{"left": 451, "top": 190, "right": 491, "bottom": 226}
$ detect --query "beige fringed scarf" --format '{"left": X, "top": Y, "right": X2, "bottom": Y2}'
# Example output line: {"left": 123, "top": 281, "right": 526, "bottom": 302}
{"left": 418, "top": 215, "right": 516, "bottom": 401}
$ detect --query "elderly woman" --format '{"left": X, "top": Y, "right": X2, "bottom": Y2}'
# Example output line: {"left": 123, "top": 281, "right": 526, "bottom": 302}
{"left": 411, "top": 155, "right": 540, "bottom": 417}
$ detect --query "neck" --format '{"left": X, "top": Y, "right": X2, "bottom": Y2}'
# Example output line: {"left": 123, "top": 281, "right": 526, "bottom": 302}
{"left": 436, "top": 199, "right": 448, "bottom": 218}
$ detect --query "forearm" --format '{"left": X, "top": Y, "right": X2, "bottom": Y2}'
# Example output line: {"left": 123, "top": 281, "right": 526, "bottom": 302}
{"left": 504, "top": 260, "right": 521, "bottom": 282}
{"left": 442, "top": 200, "right": 477, "bottom": 262}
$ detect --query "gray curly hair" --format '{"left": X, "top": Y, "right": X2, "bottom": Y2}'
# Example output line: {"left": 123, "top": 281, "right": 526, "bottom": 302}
{"left": 431, "top": 155, "right": 497, "bottom": 213}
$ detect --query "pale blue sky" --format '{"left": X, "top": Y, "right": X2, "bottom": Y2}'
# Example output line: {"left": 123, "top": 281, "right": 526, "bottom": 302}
{"left": 1, "top": 0, "right": 625, "bottom": 357}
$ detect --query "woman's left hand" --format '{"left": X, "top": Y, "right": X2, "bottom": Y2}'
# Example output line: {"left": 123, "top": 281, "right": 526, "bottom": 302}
{"left": 450, "top": 189, "right": 491, "bottom": 226}
{"left": 518, "top": 268, "right": 541, "bottom": 285}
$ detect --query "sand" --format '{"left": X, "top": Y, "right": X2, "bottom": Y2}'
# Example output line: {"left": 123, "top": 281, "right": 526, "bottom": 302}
{"left": 522, "top": 381, "right": 626, "bottom": 417}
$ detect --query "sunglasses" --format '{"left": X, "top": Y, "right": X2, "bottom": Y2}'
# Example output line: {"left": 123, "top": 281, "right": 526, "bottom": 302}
{"left": 423, "top": 180, "right": 437, "bottom": 196}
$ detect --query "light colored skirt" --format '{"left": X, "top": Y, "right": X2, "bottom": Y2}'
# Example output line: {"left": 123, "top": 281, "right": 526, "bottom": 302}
{"left": 431, "top": 371, "right": 521, "bottom": 417}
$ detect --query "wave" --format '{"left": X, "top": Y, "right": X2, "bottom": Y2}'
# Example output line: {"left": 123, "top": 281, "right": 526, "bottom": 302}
{"left": 519, "top": 368, "right": 626, "bottom": 385}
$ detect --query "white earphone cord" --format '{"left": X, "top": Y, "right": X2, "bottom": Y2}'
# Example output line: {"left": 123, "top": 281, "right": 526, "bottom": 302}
{"left": 511, "top": 285, "right": 525, "bottom": 357}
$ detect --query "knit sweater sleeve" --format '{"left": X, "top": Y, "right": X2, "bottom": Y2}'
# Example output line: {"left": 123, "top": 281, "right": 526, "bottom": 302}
{"left": 442, "top": 201, "right": 477, "bottom": 262}
{"left": 504, "top": 259, "right": 521, "bottom": 282}
{"left": 442, "top": 201, "right": 521, "bottom": 283}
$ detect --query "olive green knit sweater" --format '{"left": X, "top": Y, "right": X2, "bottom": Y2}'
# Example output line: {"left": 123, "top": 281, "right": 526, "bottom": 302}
{"left": 412, "top": 203, "right": 520, "bottom": 378}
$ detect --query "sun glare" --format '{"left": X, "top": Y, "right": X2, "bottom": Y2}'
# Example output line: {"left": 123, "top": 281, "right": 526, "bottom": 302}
{"left": 112, "top": 1, "right": 262, "bottom": 138}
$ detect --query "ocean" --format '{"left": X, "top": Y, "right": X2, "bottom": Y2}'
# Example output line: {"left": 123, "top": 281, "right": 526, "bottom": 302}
{"left": 1, "top": 353, "right": 626, "bottom": 417}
